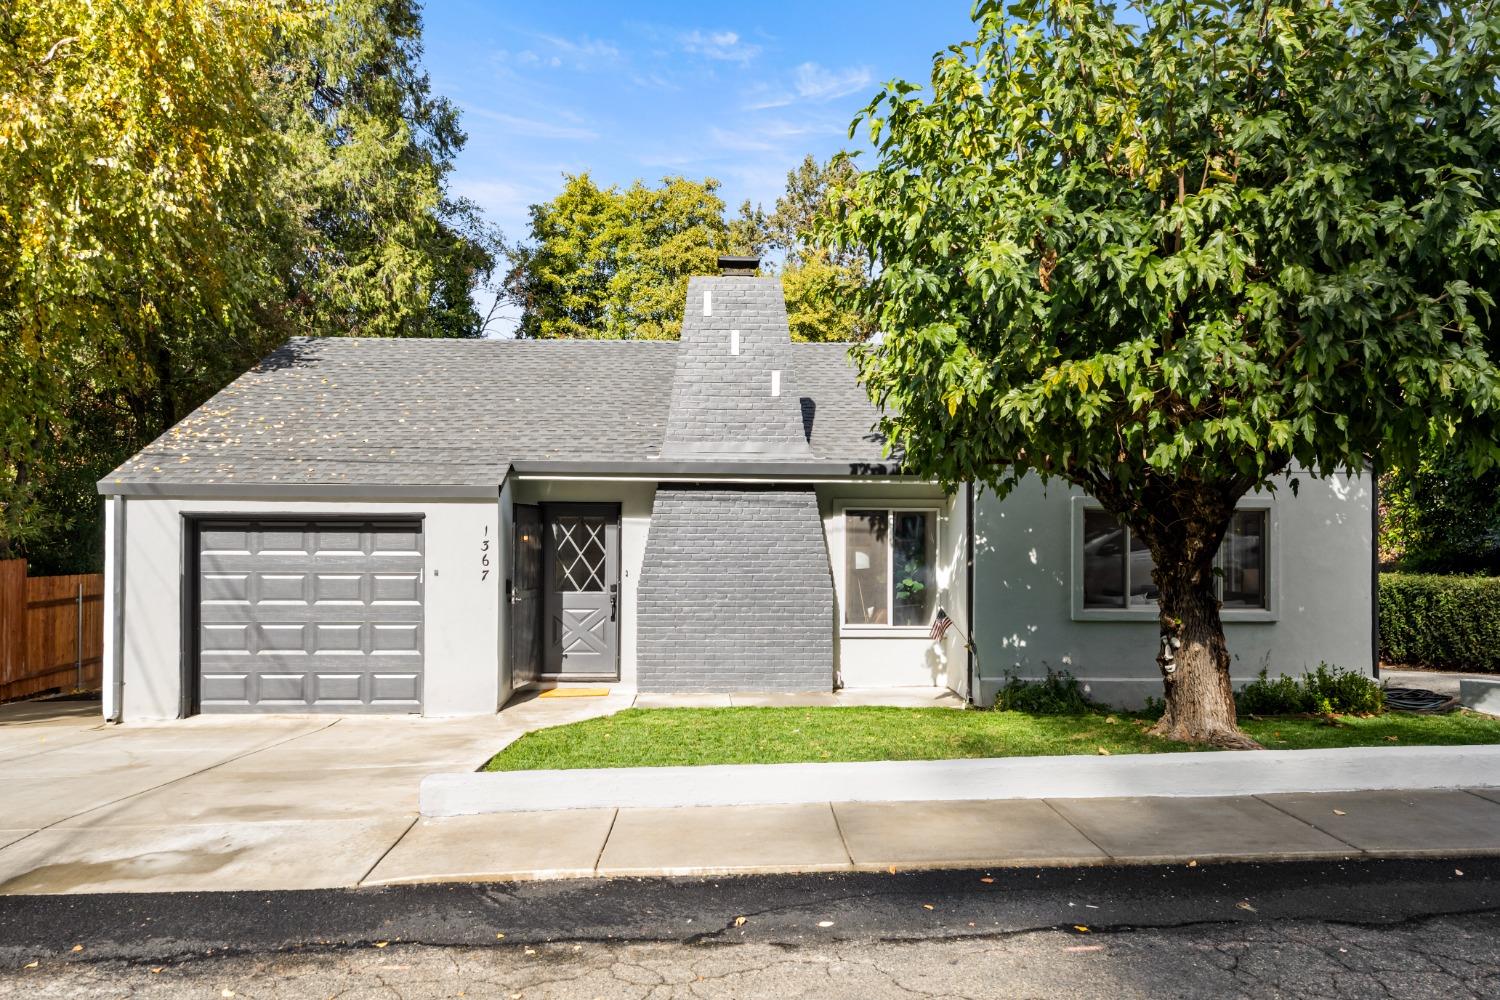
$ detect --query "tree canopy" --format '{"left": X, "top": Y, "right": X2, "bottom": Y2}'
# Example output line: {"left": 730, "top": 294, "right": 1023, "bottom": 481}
{"left": 1, "top": 0, "right": 501, "bottom": 571}
{"left": 505, "top": 156, "right": 875, "bottom": 342}
{"left": 504, "top": 173, "right": 748, "bottom": 340}
{"left": 822, "top": 0, "right": 1500, "bottom": 744}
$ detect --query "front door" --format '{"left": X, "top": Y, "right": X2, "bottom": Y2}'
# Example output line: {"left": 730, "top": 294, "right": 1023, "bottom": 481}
{"left": 542, "top": 504, "right": 620, "bottom": 679}
{"left": 508, "top": 504, "right": 543, "bottom": 687}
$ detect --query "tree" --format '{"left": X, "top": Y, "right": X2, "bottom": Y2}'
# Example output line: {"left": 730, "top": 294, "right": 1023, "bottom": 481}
{"left": 822, "top": 0, "right": 1500, "bottom": 746}
{"left": 768, "top": 155, "right": 876, "bottom": 343}
{"left": 1, "top": 0, "right": 501, "bottom": 570}
{"left": 1381, "top": 453, "right": 1500, "bottom": 574}
{"left": 505, "top": 174, "right": 731, "bottom": 339}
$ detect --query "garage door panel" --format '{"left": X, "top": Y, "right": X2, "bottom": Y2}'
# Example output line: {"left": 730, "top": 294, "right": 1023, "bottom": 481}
{"left": 313, "top": 574, "right": 364, "bottom": 603}
{"left": 196, "top": 519, "right": 423, "bottom": 714}
{"left": 311, "top": 673, "right": 365, "bottom": 703}
{"left": 371, "top": 573, "right": 421, "bottom": 604}
{"left": 370, "top": 673, "right": 421, "bottom": 704}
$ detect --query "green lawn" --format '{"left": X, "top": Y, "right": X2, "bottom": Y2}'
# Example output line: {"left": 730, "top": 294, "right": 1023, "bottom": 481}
{"left": 481, "top": 706, "right": 1500, "bottom": 772}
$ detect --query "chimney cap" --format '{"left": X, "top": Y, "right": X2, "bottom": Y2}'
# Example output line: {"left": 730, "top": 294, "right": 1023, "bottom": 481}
{"left": 717, "top": 255, "right": 760, "bottom": 276}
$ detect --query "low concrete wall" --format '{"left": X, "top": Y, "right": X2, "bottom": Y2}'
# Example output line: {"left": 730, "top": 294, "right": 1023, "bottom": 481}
{"left": 422, "top": 744, "right": 1500, "bottom": 815}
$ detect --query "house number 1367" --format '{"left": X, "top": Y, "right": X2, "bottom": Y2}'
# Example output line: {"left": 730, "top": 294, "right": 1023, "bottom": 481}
{"left": 480, "top": 525, "right": 491, "bottom": 581}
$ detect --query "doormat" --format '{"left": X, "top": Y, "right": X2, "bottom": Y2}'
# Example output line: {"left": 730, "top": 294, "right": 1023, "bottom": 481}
{"left": 537, "top": 687, "right": 611, "bottom": 699}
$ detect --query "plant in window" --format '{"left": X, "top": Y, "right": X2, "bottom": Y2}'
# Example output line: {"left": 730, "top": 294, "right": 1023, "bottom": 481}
{"left": 824, "top": 0, "right": 1500, "bottom": 748}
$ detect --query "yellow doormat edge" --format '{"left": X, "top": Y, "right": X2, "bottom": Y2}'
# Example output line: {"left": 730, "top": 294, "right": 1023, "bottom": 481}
{"left": 536, "top": 687, "right": 611, "bottom": 699}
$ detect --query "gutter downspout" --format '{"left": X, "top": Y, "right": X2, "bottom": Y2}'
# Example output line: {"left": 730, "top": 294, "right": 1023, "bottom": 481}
{"left": 1370, "top": 461, "right": 1381, "bottom": 680}
{"left": 965, "top": 482, "right": 977, "bottom": 704}
{"left": 106, "top": 495, "right": 127, "bottom": 723}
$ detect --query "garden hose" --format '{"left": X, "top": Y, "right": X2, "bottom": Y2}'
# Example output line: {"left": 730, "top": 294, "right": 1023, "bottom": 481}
{"left": 1382, "top": 687, "right": 1461, "bottom": 714}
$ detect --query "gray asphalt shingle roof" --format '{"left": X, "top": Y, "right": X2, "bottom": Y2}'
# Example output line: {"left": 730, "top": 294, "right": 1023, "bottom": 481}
{"left": 100, "top": 336, "right": 891, "bottom": 493}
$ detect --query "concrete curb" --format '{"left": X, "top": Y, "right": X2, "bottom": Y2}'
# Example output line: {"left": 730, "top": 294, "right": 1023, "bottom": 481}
{"left": 421, "top": 745, "right": 1500, "bottom": 817}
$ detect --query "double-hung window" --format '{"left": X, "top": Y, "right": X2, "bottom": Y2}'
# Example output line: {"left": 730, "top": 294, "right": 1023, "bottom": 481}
{"left": 843, "top": 508, "right": 938, "bottom": 628}
{"left": 1076, "top": 502, "right": 1271, "bottom": 619}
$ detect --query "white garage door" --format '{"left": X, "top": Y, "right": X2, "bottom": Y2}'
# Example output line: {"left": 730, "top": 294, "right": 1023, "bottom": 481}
{"left": 196, "top": 519, "right": 424, "bottom": 713}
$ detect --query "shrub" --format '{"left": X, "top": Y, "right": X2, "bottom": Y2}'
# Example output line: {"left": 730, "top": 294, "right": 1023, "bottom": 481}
{"left": 993, "top": 670, "right": 1094, "bottom": 714}
{"left": 1380, "top": 573, "right": 1500, "bottom": 673}
{"left": 1236, "top": 664, "right": 1385, "bottom": 716}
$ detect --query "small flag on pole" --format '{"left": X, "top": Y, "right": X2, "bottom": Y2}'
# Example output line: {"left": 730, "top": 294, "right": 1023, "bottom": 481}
{"left": 930, "top": 608, "right": 954, "bottom": 642}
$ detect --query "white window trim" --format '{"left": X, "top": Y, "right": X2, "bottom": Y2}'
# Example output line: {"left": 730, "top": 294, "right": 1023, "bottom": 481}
{"left": 1069, "top": 494, "right": 1279, "bottom": 623}
{"left": 834, "top": 501, "right": 944, "bottom": 637}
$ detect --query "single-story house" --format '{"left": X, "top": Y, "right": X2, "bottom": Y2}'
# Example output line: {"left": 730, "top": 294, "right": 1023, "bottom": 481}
{"left": 97, "top": 258, "right": 1376, "bottom": 720}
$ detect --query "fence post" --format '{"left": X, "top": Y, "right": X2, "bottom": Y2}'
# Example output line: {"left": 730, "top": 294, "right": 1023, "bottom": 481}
{"left": 76, "top": 580, "right": 84, "bottom": 691}
{"left": 0, "top": 560, "right": 24, "bottom": 692}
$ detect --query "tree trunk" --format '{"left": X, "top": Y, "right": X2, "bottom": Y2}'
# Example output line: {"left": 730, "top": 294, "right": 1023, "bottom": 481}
{"left": 1149, "top": 558, "right": 1260, "bottom": 749}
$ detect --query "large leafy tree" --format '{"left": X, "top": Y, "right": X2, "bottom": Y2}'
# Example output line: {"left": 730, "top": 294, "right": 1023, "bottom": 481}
{"left": 505, "top": 173, "right": 734, "bottom": 340}
{"left": 1, "top": 0, "right": 500, "bottom": 570}
{"left": 823, "top": 0, "right": 1500, "bottom": 746}
{"left": 768, "top": 154, "right": 876, "bottom": 343}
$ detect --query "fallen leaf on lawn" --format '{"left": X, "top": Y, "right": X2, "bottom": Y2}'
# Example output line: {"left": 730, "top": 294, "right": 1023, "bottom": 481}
{"left": 980, "top": 877, "right": 994, "bottom": 884}
{"left": 1384, "top": 736, "right": 1399, "bottom": 742}
{"left": 922, "top": 904, "right": 934, "bottom": 911}
{"left": 1074, "top": 925, "right": 1090, "bottom": 933}
{"left": 23, "top": 961, "right": 38, "bottom": 970}
{"left": 1096, "top": 748, "right": 1111, "bottom": 756}
{"left": 150, "top": 967, "right": 163, "bottom": 974}
{"left": 70, "top": 945, "right": 83, "bottom": 953}
{"left": 373, "top": 942, "right": 389, "bottom": 949}
{"left": 1236, "top": 901, "right": 1257, "bottom": 912}
{"left": 1333, "top": 809, "right": 1347, "bottom": 816}
{"left": 495, "top": 933, "right": 505, "bottom": 940}
{"left": 1104, "top": 716, "right": 1118, "bottom": 725}
{"left": 733, "top": 916, "right": 747, "bottom": 927}
{"left": 1065, "top": 944, "right": 1104, "bottom": 953}
{"left": 817, "top": 921, "right": 834, "bottom": 928}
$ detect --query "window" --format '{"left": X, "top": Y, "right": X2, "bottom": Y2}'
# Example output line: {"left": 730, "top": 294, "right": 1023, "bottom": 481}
{"left": 1079, "top": 506, "right": 1269, "bottom": 613}
{"left": 844, "top": 509, "right": 938, "bottom": 627}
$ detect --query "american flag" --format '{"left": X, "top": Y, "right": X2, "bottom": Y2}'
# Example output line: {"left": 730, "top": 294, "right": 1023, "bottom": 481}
{"left": 930, "top": 608, "right": 954, "bottom": 642}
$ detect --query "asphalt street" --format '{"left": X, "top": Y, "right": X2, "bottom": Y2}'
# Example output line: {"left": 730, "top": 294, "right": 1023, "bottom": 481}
{"left": 1, "top": 858, "right": 1497, "bottom": 997}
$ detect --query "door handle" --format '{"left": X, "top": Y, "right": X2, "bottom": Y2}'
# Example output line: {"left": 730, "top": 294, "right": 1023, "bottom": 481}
{"left": 609, "top": 583, "right": 618, "bottom": 622}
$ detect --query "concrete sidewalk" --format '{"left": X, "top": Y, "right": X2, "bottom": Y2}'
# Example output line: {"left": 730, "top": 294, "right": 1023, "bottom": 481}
{"left": 364, "top": 787, "right": 1500, "bottom": 884}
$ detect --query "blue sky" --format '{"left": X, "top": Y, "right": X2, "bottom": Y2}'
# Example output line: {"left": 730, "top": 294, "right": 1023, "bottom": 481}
{"left": 420, "top": 2, "right": 981, "bottom": 333}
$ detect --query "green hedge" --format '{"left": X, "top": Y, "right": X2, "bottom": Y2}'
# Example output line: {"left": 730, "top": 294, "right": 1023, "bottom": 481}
{"left": 1380, "top": 573, "right": 1500, "bottom": 673}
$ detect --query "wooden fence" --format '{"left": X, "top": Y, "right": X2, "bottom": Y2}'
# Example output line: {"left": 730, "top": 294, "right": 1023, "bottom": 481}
{"left": 0, "top": 559, "right": 104, "bottom": 703}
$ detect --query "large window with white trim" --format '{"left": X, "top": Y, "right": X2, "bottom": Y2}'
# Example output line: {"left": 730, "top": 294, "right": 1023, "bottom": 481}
{"left": 844, "top": 509, "right": 938, "bottom": 627}
{"left": 1079, "top": 506, "right": 1269, "bottom": 614}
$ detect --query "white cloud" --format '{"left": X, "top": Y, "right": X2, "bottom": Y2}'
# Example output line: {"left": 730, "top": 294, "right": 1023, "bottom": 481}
{"left": 679, "top": 29, "right": 761, "bottom": 63}
{"left": 495, "top": 33, "right": 622, "bottom": 72}
{"left": 460, "top": 105, "right": 600, "bottom": 142}
{"left": 745, "top": 62, "right": 874, "bottom": 110}
{"left": 793, "top": 62, "right": 873, "bottom": 101}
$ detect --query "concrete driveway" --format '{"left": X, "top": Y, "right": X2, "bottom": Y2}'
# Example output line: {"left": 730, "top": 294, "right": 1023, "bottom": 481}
{"left": 0, "top": 694, "right": 631, "bottom": 895}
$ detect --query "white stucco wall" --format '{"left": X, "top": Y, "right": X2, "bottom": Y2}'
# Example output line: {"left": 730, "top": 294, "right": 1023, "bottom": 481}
{"left": 111, "top": 496, "right": 503, "bottom": 721}
{"left": 817, "top": 482, "right": 968, "bottom": 693}
{"left": 972, "top": 471, "right": 1375, "bottom": 709}
{"left": 508, "top": 479, "right": 656, "bottom": 691}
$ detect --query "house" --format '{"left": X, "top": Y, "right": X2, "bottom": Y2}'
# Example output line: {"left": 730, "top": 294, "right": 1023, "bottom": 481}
{"left": 96, "top": 258, "right": 1375, "bottom": 719}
